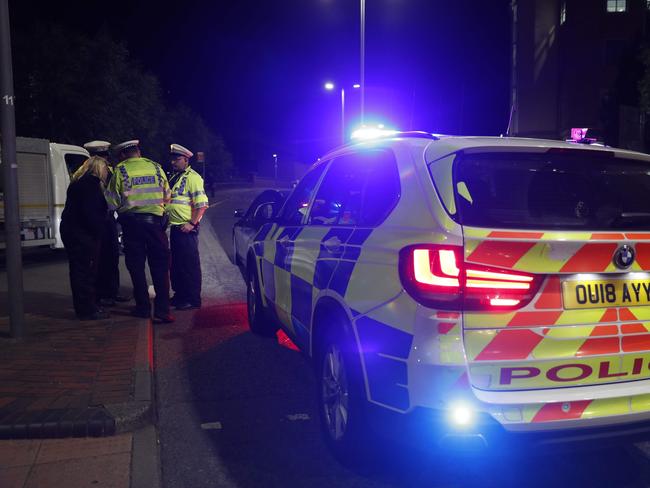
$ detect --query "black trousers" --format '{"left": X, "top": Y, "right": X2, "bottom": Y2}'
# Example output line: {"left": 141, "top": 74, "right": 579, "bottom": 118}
{"left": 119, "top": 214, "right": 170, "bottom": 315}
{"left": 60, "top": 221, "right": 101, "bottom": 317}
{"left": 96, "top": 216, "right": 120, "bottom": 299}
{"left": 170, "top": 226, "right": 202, "bottom": 306}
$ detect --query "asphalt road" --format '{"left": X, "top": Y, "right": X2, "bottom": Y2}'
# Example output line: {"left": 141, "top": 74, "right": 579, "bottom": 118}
{"left": 153, "top": 188, "right": 650, "bottom": 488}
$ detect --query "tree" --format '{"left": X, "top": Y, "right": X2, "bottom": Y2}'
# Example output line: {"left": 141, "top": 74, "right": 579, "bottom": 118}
{"left": 160, "top": 103, "right": 233, "bottom": 182}
{"left": 11, "top": 22, "right": 231, "bottom": 184}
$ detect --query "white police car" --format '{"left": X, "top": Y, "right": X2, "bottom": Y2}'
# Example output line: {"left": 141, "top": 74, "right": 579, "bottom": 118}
{"left": 245, "top": 130, "right": 650, "bottom": 461}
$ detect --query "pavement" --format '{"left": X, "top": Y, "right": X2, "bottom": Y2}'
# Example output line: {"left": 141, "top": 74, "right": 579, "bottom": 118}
{"left": 0, "top": 188, "right": 265, "bottom": 488}
{"left": 0, "top": 246, "right": 159, "bottom": 487}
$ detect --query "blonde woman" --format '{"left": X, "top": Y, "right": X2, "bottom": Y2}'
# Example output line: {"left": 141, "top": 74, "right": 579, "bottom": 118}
{"left": 60, "top": 155, "right": 111, "bottom": 320}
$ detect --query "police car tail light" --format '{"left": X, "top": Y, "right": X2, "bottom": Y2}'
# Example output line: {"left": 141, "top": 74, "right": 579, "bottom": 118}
{"left": 399, "top": 245, "right": 542, "bottom": 311}
{"left": 464, "top": 264, "right": 541, "bottom": 311}
{"left": 400, "top": 245, "right": 464, "bottom": 309}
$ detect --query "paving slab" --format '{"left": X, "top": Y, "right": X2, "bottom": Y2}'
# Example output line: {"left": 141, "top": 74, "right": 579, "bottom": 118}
{"left": 0, "top": 307, "right": 153, "bottom": 439}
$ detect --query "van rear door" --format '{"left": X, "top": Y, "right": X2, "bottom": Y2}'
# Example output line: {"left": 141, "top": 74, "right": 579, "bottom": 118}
{"left": 0, "top": 137, "right": 55, "bottom": 248}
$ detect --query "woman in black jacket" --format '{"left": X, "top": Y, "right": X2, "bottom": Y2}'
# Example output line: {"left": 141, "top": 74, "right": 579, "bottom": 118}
{"left": 60, "top": 157, "right": 111, "bottom": 320}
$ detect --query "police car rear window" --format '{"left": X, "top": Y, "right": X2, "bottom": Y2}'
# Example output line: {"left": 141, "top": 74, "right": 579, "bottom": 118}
{"left": 451, "top": 151, "right": 650, "bottom": 230}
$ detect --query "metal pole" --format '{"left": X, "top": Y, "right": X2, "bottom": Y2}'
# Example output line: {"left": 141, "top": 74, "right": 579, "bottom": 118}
{"left": 341, "top": 88, "right": 345, "bottom": 144}
{"left": 0, "top": 0, "right": 25, "bottom": 338}
{"left": 510, "top": 0, "right": 519, "bottom": 136}
{"left": 360, "top": 0, "right": 365, "bottom": 124}
{"left": 273, "top": 154, "right": 278, "bottom": 182}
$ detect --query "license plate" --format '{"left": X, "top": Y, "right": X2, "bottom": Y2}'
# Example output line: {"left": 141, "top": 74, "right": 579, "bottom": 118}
{"left": 562, "top": 279, "right": 650, "bottom": 309}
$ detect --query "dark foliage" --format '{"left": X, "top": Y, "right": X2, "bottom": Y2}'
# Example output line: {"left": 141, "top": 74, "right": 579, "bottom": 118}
{"left": 12, "top": 23, "right": 232, "bottom": 183}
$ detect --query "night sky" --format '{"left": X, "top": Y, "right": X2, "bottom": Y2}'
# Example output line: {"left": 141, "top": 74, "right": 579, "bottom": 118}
{"left": 10, "top": 0, "right": 511, "bottom": 165}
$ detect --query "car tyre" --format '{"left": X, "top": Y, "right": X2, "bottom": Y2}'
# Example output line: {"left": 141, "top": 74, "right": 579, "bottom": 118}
{"left": 246, "top": 263, "right": 277, "bottom": 337}
{"left": 316, "top": 315, "right": 377, "bottom": 467}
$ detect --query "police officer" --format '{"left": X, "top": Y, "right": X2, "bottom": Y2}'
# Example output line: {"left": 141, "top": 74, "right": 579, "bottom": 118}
{"left": 83, "top": 141, "right": 129, "bottom": 307}
{"left": 167, "top": 144, "right": 209, "bottom": 310}
{"left": 105, "top": 140, "right": 175, "bottom": 323}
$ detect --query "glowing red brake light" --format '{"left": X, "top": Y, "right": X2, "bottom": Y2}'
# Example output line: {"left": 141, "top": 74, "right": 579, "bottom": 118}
{"left": 412, "top": 248, "right": 460, "bottom": 288}
{"left": 399, "top": 245, "right": 542, "bottom": 311}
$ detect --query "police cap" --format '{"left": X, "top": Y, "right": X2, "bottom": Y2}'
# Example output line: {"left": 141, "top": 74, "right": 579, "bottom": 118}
{"left": 83, "top": 140, "right": 111, "bottom": 155}
{"left": 170, "top": 143, "right": 193, "bottom": 159}
{"left": 113, "top": 139, "right": 140, "bottom": 153}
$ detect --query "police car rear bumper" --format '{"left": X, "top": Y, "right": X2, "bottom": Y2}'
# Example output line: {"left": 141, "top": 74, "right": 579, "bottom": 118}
{"left": 367, "top": 406, "right": 650, "bottom": 453}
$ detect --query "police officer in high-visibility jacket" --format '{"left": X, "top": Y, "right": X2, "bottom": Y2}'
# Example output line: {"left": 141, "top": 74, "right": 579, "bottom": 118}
{"left": 166, "top": 144, "right": 209, "bottom": 310}
{"left": 105, "top": 140, "right": 175, "bottom": 323}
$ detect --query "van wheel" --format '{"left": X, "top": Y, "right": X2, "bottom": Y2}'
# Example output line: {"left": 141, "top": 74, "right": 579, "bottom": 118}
{"left": 246, "top": 264, "right": 277, "bottom": 337}
{"left": 316, "top": 318, "right": 377, "bottom": 466}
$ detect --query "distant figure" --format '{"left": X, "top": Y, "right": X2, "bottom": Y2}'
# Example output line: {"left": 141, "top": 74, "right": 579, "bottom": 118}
{"left": 83, "top": 140, "right": 130, "bottom": 307}
{"left": 60, "top": 156, "right": 111, "bottom": 320}
{"left": 105, "top": 140, "right": 174, "bottom": 323}
{"left": 166, "top": 144, "right": 209, "bottom": 310}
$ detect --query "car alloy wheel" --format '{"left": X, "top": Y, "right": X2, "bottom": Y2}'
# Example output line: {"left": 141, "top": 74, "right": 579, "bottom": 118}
{"left": 321, "top": 343, "right": 350, "bottom": 441}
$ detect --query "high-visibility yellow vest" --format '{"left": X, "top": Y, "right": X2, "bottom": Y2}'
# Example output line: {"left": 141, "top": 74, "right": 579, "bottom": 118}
{"left": 166, "top": 166, "right": 209, "bottom": 225}
{"left": 105, "top": 157, "right": 171, "bottom": 216}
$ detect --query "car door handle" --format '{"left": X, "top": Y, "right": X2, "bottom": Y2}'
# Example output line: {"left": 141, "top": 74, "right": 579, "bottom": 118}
{"left": 323, "top": 236, "right": 343, "bottom": 253}
{"left": 277, "top": 236, "right": 291, "bottom": 246}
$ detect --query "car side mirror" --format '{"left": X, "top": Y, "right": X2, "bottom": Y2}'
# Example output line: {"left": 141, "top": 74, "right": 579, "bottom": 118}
{"left": 234, "top": 208, "right": 245, "bottom": 218}
{"left": 253, "top": 202, "right": 279, "bottom": 226}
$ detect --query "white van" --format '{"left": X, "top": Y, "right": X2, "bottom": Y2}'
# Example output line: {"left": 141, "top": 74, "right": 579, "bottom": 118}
{"left": 0, "top": 137, "right": 89, "bottom": 249}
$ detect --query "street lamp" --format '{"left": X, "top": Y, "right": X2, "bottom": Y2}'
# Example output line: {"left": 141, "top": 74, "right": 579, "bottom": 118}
{"left": 272, "top": 153, "right": 278, "bottom": 182}
{"left": 324, "top": 82, "right": 360, "bottom": 144}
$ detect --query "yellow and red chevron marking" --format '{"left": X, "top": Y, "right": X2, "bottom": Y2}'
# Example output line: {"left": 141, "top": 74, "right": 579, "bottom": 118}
{"left": 464, "top": 272, "right": 650, "bottom": 330}
{"left": 465, "top": 303, "right": 650, "bottom": 390}
{"left": 531, "top": 400, "right": 592, "bottom": 423}
{"left": 558, "top": 243, "right": 617, "bottom": 273}
{"left": 465, "top": 307, "right": 619, "bottom": 330}
{"left": 466, "top": 319, "right": 650, "bottom": 362}
{"left": 464, "top": 228, "right": 650, "bottom": 242}
{"left": 464, "top": 229, "right": 650, "bottom": 274}
{"left": 490, "top": 393, "right": 650, "bottom": 425}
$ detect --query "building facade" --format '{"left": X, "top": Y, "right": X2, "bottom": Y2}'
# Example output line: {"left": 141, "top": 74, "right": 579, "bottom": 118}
{"left": 512, "top": 0, "right": 649, "bottom": 149}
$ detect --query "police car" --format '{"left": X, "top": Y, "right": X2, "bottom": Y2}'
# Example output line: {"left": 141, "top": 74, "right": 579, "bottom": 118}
{"left": 245, "top": 130, "right": 650, "bottom": 460}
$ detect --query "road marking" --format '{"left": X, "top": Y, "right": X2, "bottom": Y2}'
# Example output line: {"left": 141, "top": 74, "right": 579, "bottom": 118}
{"left": 286, "top": 413, "right": 310, "bottom": 421}
{"left": 208, "top": 199, "right": 229, "bottom": 208}
{"left": 201, "top": 421, "right": 223, "bottom": 430}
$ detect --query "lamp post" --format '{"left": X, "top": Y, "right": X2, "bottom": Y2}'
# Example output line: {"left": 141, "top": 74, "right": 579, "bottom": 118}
{"left": 324, "top": 82, "right": 360, "bottom": 144}
{"left": 1, "top": 0, "right": 25, "bottom": 338}
{"left": 272, "top": 153, "right": 278, "bottom": 183}
{"left": 360, "top": 0, "right": 365, "bottom": 124}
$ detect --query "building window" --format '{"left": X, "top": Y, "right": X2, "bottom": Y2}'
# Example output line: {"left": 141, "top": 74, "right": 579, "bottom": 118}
{"left": 647, "top": 0, "right": 650, "bottom": 9}
{"left": 607, "top": 0, "right": 627, "bottom": 12}
{"left": 560, "top": 2, "right": 567, "bottom": 24}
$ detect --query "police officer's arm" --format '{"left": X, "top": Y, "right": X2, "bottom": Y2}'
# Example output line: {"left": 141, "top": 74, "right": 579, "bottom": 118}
{"left": 104, "top": 167, "right": 123, "bottom": 211}
{"left": 182, "top": 173, "right": 209, "bottom": 232}
{"left": 161, "top": 171, "right": 172, "bottom": 205}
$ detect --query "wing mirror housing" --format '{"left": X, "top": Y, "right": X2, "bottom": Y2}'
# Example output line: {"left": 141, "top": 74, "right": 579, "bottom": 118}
{"left": 253, "top": 201, "right": 279, "bottom": 226}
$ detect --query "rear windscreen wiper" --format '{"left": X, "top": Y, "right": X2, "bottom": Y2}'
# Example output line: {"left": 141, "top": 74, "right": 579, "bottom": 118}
{"left": 610, "top": 212, "right": 650, "bottom": 228}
